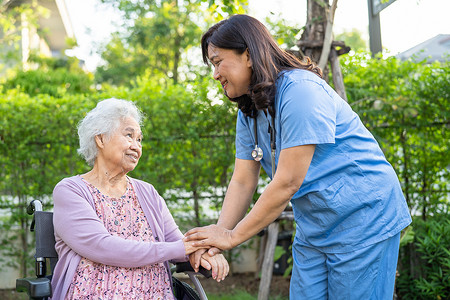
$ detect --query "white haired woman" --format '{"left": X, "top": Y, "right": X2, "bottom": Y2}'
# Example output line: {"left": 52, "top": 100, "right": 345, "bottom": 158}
{"left": 51, "top": 98, "right": 229, "bottom": 299}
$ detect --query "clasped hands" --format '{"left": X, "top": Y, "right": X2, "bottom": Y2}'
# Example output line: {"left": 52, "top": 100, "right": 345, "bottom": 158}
{"left": 182, "top": 224, "right": 235, "bottom": 282}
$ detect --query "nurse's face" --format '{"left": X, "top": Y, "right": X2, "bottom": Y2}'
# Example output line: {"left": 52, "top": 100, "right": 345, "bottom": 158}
{"left": 207, "top": 44, "right": 252, "bottom": 99}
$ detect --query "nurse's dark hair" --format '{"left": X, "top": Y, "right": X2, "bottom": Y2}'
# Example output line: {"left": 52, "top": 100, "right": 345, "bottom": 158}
{"left": 201, "top": 14, "right": 322, "bottom": 118}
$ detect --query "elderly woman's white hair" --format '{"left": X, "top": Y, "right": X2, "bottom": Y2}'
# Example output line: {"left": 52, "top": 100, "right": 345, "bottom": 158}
{"left": 77, "top": 98, "right": 144, "bottom": 166}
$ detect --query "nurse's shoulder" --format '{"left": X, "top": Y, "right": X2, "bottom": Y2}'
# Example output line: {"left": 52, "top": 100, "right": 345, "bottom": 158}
{"left": 278, "top": 69, "right": 325, "bottom": 86}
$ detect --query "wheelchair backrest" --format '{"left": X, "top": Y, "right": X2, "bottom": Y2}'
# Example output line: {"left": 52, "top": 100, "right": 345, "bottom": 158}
{"left": 33, "top": 211, "right": 57, "bottom": 259}
{"left": 31, "top": 208, "right": 58, "bottom": 277}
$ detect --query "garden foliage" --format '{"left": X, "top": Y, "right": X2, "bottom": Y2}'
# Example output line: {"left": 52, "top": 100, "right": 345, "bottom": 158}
{"left": 0, "top": 70, "right": 236, "bottom": 277}
{"left": 0, "top": 51, "right": 448, "bottom": 299}
{"left": 341, "top": 52, "right": 449, "bottom": 299}
{"left": 3, "top": 55, "right": 92, "bottom": 97}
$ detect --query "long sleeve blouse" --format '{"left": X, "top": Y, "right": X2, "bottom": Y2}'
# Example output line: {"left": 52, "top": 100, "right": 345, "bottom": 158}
{"left": 51, "top": 175, "right": 186, "bottom": 299}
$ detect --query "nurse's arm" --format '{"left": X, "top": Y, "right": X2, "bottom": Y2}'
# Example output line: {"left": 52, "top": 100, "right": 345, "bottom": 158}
{"left": 229, "top": 144, "right": 315, "bottom": 247}
{"left": 217, "top": 158, "right": 261, "bottom": 230}
{"left": 185, "top": 144, "right": 315, "bottom": 250}
{"left": 187, "top": 158, "right": 260, "bottom": 270}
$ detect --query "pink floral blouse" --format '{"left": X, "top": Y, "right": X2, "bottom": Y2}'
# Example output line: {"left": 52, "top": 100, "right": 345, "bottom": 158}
{"left": 66, "top": 178, "right": 174, "bottom": 299}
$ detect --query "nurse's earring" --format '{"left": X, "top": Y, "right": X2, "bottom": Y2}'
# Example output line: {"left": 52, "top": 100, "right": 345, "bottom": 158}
{"left": 251, "top": 145, "right": 263, "bottom": 161}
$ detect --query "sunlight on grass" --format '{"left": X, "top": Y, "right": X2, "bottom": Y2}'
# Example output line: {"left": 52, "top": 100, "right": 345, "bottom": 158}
{"left": 209, "top": 290, "right": 256, "bottom": 300}
{"left": 208, "top": 289, "right": 288, "bottom": 300}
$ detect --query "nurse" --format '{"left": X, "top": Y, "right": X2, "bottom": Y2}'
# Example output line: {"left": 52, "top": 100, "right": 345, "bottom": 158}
{"left": 184, "top": 14, "right": 411, "bottom": 299}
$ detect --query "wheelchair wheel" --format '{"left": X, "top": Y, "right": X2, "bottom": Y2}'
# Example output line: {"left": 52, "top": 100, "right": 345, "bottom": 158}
{"left": 172, "top": 276, "right": 201, "bottom": 300}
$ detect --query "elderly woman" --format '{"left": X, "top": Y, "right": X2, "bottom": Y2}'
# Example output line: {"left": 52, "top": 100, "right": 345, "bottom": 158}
{"left": 51, "top": 98, "right": 228, "bottom": 299}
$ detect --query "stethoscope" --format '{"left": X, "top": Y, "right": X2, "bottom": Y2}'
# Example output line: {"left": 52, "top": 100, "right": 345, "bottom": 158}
{"left": 251, "top": 113, "right": 277, "bottom": 177}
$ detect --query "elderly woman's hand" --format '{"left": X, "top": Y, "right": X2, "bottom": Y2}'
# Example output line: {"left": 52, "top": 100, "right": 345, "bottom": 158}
{"left": 200, "top": 253, "right": 229, "bottom": 282}
{"left": 189, "top": 247, "right": 224, "bottom": 274}
{"left": 188, "top": 249, "right": 207, "bottom": 273}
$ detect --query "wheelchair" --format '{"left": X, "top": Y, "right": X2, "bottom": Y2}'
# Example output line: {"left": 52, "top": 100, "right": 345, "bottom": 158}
{"left": 16, "top": 200, "right": 211, "bottom": 300}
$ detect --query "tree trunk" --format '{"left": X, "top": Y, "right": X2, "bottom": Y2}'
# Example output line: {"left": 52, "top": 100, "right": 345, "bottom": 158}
{"left": 192, "top": 188, "right": 200, "bottom": 227}
{"left": 19, "top": 195, "right": 28, "bottom": 278}
{"left": 299, "top": 0, "right": 329, "bottom": 80}
{"left": 173, "top": 37, "right": 180, "bottom": 84}
{"left": 298, "top": 0, "right": 349, "bottom": 102}
{"left": 318, "top": 0, "right": 338, "bottom": 71}
{"left": 400, "top": 129, "right": 410, "bottom": 206}
{"left": 257, "top": 222, "right": 279, "bottom": 300}
{"left": 329, "top": 49, "right": 347, "bottom": 100}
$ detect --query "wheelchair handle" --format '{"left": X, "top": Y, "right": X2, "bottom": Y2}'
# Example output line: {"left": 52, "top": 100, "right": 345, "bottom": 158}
{"left": 175, "top": 261, "right": 212, "bottom": 278}
{"left": 36, "top": 257, "right": 46, "bottom": 278}
{"left": 27, "top": 200, "right": 43, "bottom": 215}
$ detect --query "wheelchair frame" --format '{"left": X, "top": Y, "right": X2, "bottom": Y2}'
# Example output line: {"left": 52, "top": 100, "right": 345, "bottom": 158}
{"left": 16, "top": 199, "right": 210, "bottom": 300}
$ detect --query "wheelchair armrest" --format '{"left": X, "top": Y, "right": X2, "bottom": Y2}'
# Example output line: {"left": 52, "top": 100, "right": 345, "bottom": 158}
{"left": 175, "top": 261, "right": 212, "bottom": 278}
{"left": 16, "top": 277, "right": 51, "bottom": 299}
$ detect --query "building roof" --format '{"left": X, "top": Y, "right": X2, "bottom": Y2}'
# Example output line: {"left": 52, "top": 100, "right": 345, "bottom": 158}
{"left": 4, "top": 0, "right": 75, "bottom": 54}
{"left": 40, "top": 0, "right": 75, "bottom": 53}
{"left": 396, "top": 34, "right": 450, "bottom": 63}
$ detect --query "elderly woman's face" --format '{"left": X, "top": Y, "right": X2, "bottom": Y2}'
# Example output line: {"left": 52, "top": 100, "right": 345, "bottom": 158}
{"left": 99, "top": 116, "right": 143, "bottom": 173}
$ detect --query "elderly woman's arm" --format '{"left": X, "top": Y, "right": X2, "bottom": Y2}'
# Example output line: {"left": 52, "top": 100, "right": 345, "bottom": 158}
{"left": 157, "top": 192, "right": 230, "bottom": 281}
{"left": 53, "top": 179, "right": 198, "bottom": 268}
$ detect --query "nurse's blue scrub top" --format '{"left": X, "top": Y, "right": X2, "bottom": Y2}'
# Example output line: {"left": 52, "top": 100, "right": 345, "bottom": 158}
{"left": 235, "top": 69, "right": 411, "bottom": 253}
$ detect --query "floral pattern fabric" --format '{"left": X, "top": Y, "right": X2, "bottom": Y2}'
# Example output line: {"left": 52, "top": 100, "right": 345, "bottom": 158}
{"left": 66, "top": 178, "right": 174, "bottom": 300}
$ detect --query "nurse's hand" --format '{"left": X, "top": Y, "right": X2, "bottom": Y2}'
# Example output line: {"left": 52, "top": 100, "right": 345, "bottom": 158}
{"left": 183, "top": 239, "right": 204, "bottom": 255}
{"left": 184, "top": 224, "right": 235, "bottom": 251}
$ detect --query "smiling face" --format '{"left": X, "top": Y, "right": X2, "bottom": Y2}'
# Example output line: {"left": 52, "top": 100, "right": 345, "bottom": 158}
{"left": 97, "top": 116, "right": 143, "bottom": 175}
{"left": 208, "top": 45, "right": 252, "bottom": 99}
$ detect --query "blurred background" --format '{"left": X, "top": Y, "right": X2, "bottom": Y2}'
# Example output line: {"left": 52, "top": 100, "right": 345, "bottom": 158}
{"left": 0, "top": 0, "right": 448, "bottom": 299}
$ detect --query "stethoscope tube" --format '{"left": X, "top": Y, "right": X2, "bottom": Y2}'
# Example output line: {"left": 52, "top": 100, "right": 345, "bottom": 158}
{"left": 252, "top": 115, "right": 276, "bottom": 178}
{"left": 251, "top": 120, "right": 264, "bottom": 162}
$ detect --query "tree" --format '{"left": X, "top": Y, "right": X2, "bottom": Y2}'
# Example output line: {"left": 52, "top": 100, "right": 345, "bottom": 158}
{"left": 4, "top": 54, "right": 93, "bottom": 97}
{"left": 298, "top": 0, "right": 349, "bottom": 100}
{"left": 335, "top": 29, "right": 368, "bottom": 52}
{"left": 341, "top": 53, "right": 449, "bottom": 298}
{"left": 0, "top": 91, "right": 93, "bottom": 277}
{"left": 96, "top": 1, "right": 203, "bottom": 85}
{"left": 95, "top": 0, "right": 248, "bottom": 86}
{"left": 109, "top": 75, "right": 237, "bottom": 227}
{"left": 0, "top": 0, "right": 47, "bottom": 74}
{"left": 264, "top": 16, "right": 304, "bottom": 51}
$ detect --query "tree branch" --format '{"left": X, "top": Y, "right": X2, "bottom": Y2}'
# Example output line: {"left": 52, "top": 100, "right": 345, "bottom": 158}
{"left": 318, "top": 0, "right": 338, "bottom": 70}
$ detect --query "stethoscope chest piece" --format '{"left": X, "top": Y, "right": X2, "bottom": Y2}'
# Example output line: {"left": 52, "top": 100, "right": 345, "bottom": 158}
{"left": 251, "top": 145, "right": 263, "bottom": 161}
{"left": 251, "top": 113, "right": 276, "bottom": 177}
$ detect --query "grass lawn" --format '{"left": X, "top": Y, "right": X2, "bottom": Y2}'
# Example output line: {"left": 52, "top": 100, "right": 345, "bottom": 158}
{"left": 208, "top": 289, "right": 288, "bottom": 300}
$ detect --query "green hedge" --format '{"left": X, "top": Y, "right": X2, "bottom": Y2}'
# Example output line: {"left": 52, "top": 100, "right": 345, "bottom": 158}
{"left": 0, "top": 90, "right": 94, "bottom": 275}
{"left": 341, "top": 53, "right": 449, "bottom": 299}
{"left": 1, "top": 54, "right": 448, "bottom": 298}
{"left": 0, "top": 74, "right": 237, "bottom": 276}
